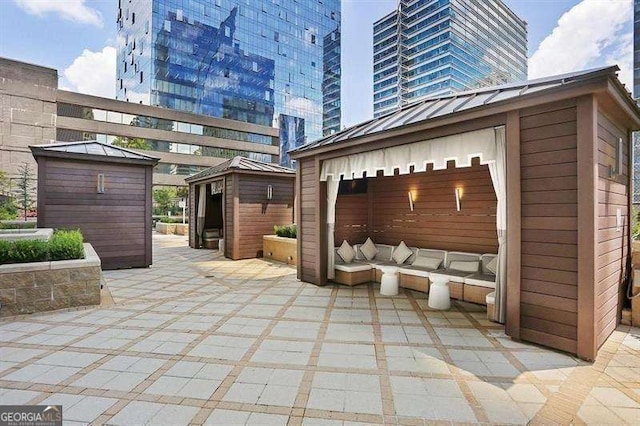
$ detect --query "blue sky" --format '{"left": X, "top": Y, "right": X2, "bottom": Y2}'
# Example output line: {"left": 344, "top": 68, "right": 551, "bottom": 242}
{"left": 0, "top": 0, "right": 633, "bottom": 127}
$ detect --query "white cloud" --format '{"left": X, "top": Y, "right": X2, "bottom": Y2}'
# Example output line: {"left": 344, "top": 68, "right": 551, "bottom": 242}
{"left": 605, "top": 32, "right": 633, "bottom": 90}
{"left": 529, "top": 0, "right": 632, "bottom": 86}
{"left": 62, "top": 46, "right": 116, "bottom": 99}
{"left": 14, "top": 0, "right": 103, "bottom": 27}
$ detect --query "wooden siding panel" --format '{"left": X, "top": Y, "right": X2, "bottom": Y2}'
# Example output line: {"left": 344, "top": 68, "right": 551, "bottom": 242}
{"left": 234, "top": 175, "right": 294, "bottom": 260}
{"left": 39, "top": 159, "right": 152, "bottom": 269}
{"left": 594, "top": 109, "right": 629, "bottom": 349}
{"left": 298, "top": 159, "right": 318, "bottom": 282}
{"left": 368, "top": 163, "right": 498, "bottom": 254}
{"left": 519, "top": 105, "right": 579, "bottom": 350}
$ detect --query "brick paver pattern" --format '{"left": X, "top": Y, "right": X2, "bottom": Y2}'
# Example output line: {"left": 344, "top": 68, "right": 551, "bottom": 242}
{"left": 0, "top": 233, "right": 638, "bottom": 425}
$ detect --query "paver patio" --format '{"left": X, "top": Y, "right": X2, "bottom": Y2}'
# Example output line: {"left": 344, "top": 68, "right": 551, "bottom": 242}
{"left": 0, "top": 233, "right": 638, "bottom": 425}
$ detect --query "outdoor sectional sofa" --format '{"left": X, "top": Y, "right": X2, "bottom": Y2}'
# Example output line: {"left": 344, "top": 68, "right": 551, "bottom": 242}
{"left": 334, "top": 241, "right": 496, "bottom": 306}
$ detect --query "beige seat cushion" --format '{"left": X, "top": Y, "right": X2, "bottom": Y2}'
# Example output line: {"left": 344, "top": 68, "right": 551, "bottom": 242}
{"left": 412, "top": 256, "right": 442, "bottom": 270}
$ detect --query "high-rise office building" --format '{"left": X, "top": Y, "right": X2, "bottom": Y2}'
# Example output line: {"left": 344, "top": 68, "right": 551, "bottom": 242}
{"left": 373, "top": 0, "right": 527, "bottom": 117}
{"left": 116, "top": 0, "right": 341, "bottom": 166}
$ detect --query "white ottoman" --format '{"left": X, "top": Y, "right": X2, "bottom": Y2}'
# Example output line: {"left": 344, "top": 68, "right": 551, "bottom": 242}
{"left": 428, "top": 274, "right": 451, "bottom": 310}
{"left": 379, "top": 266, "right": 400, "bottom": 296}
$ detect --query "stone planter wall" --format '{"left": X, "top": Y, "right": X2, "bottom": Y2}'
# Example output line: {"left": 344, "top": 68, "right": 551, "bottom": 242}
{"left": 0, "top": 243, "right": 102, "bottom": 318}
{"left": 175, "top": 223, "right": 189, "bottom": 236}
{"left": 0, "top": 228, "right": 54, "bottom": 242}
{"left": 156, "top": 222, "right": 176, "bottom": 234}
{"left": 263, "top": 235, "right": 297, "bottom": 265}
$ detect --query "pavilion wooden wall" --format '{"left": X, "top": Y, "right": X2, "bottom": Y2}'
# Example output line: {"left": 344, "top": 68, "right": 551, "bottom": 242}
{"left": 333, "top": 162, "right": 498, "bottom": 254}
{"left": 298, "top": 159, "right": 318, "bottom": 282}
{"left": 225, "top": 177, "right": 234, "bottom": 257}
{"left": 232, "top": 174, "right": 294, "bottom": 260}
{"left": 595, "top": 110, "right": 629, "bottom": 348}
{"left": 518, "top": 99, "right": 579, "bottom": 354}
{"left": 334, "top": 193, "right": 368, "bottom": 245}
{"left": 37, "top": 157, "right": 152, "bottom": 270}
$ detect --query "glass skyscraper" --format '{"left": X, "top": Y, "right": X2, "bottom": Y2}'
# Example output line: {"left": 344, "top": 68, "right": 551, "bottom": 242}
{"left": 373, "top": 0, "right": 527, "bottom": 117}
{"left": 633, "top": 0, "right": 639, "bottom": 203}
{"left": 116, "top": 0, "right": 341, "bottom": 166}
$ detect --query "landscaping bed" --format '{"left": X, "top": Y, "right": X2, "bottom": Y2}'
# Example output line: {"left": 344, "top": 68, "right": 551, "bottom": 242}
{"left": 263, "top": 224, "right": 297, "bottom": 265}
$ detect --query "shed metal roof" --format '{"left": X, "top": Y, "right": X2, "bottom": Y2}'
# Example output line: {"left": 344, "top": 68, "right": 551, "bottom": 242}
{"left": 185, "top": 156, "right": 295, "bottom": 183}
{"left": 30, "top": 141, "right": 159, "bottom": 164}
{"left": 291, "top": 66, "right": 630, "bottom": 155}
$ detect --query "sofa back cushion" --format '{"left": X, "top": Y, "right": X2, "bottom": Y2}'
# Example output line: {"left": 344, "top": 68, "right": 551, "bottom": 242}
{"left": 376, "top": 244, "right": 394, "bottom": 261}
{"left": 445, "top": 251, "right": 481, "bottom": 269}
{"left": 412, "top": 256, "right": 442, "bottom": 270}
{"left": 449, "top": 260, "right": 480, "bottom": 273}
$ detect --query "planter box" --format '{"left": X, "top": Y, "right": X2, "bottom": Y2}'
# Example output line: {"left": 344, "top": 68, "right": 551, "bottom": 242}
{"left": 0, "top": 243, "right": 102, "bottom": 318}
{"left": 175, "top": 223, "right": 189, "bottom": 236}
{"left": 156, "top": 222, "right": 176, "bottom": 234}
{"left": 263, "top": 235, "right": 297, "bottom": 265}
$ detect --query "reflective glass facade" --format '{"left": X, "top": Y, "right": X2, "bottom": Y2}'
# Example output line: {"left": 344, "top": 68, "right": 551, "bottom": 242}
{"left": 116, "top": 0, "right": 341, "bottom": 165}
{"left": 373, "top": 0, "right": 527, "bottom": 117}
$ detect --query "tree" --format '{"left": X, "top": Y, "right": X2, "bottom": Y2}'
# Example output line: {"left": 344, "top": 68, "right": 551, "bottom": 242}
{"left": 112, "top": 136, "right": 151, "bottom": 150}
{"left": 176, "top": 187, "right": 188, "bottom": 199}
{"left": 153, "top": 187, "right": 177, "bottom": 214}
{"left": 14, "top": 163, "right": 35, "bottom": 221}
{"left": 0, "top": 170, "right": 9, "bottom": 195}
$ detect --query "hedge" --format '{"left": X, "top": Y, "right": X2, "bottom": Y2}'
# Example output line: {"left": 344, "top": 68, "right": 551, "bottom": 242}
{"left": 0, "top": 221, "right": 37, "bottom": 230}
{"left": 274, "top": 224, "right": 297, "bottom": 239}
{"left": 159, "top": 217, "right": 188, "bottom": 224}
{"left": 0, "top": 229, "right": 85, "bottom": 265}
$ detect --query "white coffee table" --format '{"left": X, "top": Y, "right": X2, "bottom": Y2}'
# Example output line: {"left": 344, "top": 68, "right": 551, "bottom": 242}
{"left": 428, "top": 274, "right": 451, "bottom": 310}
{"left": 379, "top": 266, "right": 400, "bottom": 296}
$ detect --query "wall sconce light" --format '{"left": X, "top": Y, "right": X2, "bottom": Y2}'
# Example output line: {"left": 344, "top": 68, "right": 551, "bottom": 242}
{"left": 97, "top": 173, "right": 105, "bottom": 194}
{"left": 408, "top": 191, "right": 414, "bottom": 211}
{"left": 455, "top": 187, "right": 462, "bottom": 211}
{"left": 267, "top": 184, "right": 273, "bottom": 200}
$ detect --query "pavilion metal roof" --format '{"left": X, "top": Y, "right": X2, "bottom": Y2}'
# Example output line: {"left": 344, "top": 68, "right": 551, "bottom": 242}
{"left": 185, "top": 156, "right": 295, "bottom": 183}
{"left": 30, "top": 141, "right": 159, "bottom": 164}
{"left": 291, "top": 66, "right": 626, "bottom": 155}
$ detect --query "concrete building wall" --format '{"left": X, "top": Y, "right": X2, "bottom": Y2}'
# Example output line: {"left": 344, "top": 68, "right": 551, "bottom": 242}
{"left": 0, "top": 57, "right": 280, "bottom": 189}
{"left": 0, "top": 76, "right": 57, "bottom": 183}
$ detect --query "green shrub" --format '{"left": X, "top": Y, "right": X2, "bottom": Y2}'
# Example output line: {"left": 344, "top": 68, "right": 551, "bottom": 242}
{"left": 160, "top": 217, "right": 188, "bottom": 224}
{"left": 49, "top": 230, "right": 85, "bottom": 261}
{"left": 0, "top": 230, "right": 85, "bottom": 265}
{"left": 0, "top": 201, "right": 17, "bottom": 221}
{"left": 7, "top": 239, "right": 48, "bottom": 264}
{"left": 274, "top": 224, "right": 297, "bottom": 239}
{"left": 0, "top": 221, "right": 36, "bottom": 230}
{"left": 0, "top": 241, "right": 11, "bottom": 264}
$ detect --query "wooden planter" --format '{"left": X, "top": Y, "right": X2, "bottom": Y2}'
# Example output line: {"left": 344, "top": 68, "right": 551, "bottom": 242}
{"left": 157, "top": 222, "right": 176, "bottom": 234}
{"left": 174, "top": 223, "right": 189, "bottom": 236}
{"left": 263, "top": 235, "right": 297, "bottom": 265}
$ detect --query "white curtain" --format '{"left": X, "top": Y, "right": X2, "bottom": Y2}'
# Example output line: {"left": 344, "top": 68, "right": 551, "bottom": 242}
{"left": 488, "top": 126, "right": 507, "bottom": 323}
{"left": 197, "top": 184, "right": 207, "bottom": 247}
{"left": 321, "top": 128, "right": 496, "bottom": 181}
{"left": 326, "top": 179, "right": 340, "bottom": 279}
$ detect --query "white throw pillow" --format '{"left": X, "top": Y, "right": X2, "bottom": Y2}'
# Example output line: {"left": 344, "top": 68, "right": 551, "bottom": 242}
{"left": 449, "top": 260, "right": 480, "bottom": 273}
{"left": 360, "top": 237, "right": 378, "bottom": 261}
{"left": 412, "top": 256, "right": 442, "bottom": 270}
{"left": 485, "top": 256, "right": 498, "bottom": 275}
{"left": 336, "top": 240, "right": 356, "bottom": 263}
{"left": 392, "top": 241, "right": 413, "bottom": 264}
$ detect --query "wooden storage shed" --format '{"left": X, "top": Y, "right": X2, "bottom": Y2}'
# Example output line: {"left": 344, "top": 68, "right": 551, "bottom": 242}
{"left": 290, "top": 67, "right": 640, "bottom": 361}
{"left": 186, "top": 156, "right": 295, "bottom": 260}
{"left": 31, "top": 141, "right": 159, "bottom": 270}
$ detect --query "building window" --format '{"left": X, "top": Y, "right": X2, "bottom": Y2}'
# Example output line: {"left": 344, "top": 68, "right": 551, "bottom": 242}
{"left": 164, "top": 20, "right": 171, "bottom": 32}
{"left": 311, "top": 34, "right": 316, "bottom": 44}
{"left": 252, "top": 62, "right": 258, "bottom": 72}
{"left": 131, "top": 12, "right": 135, "bottom": 24}
{"left": 140, "top": 71, "right": 143, "bottom": 83}
{"left": 224, "top": 26, "right": 230, "bottom": 37}
{"left": 176, "top": 9, "right": 183, "bottom": 21}
{"left": 224, "top": 68, "right": 230, "bottom": 77}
